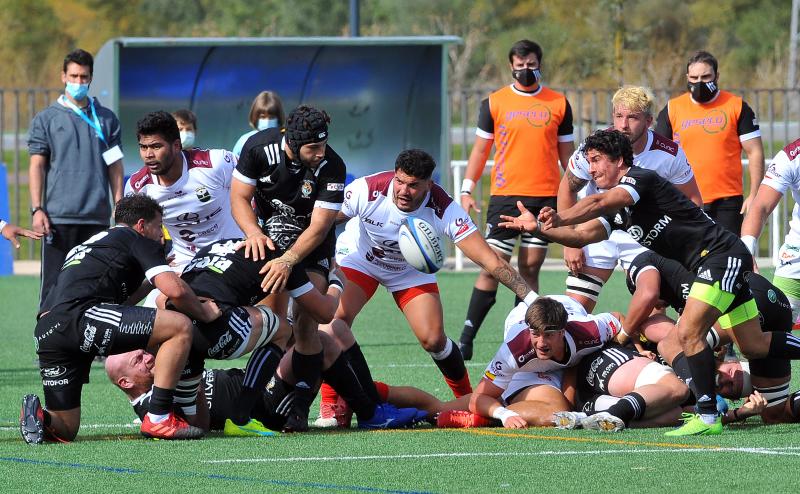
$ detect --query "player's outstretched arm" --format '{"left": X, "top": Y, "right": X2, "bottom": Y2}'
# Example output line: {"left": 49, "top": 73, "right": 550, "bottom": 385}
{"left": 153, "top": 271, "right": 221, "bottom": 323}
{"left": 470, "top": 379, "right": 526, "bottom": 429}
{"left": 499, "top": 202, "right": 608, "bottom": 249}
{"left": 456, "top": 231, "right": 530, "bottom": 300}
{"left": 230, "top": 178, "right": 272, "bottom": 261}
{"left": 543, "top": 187, "right": 633, "bottom": 229}
{"left": 620, "top": 269, "right": 661, "bottom": 345}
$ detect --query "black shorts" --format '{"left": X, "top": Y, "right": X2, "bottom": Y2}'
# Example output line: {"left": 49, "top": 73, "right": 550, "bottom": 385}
{"left": 485, "top": 195, "right": 556, "bottom": 245}
{"left": 35, "top": 304, "right": 156, "bottom": 410}
{"left": 690, "top": 243, "right": 755, "bottom": 320}
{"left": 576, "top": 346, "right": 636, "bottom": 403}
{"left": 186, "top": 306, "right": 252, "bottom": 377}
{"left": 703, "top": 195, "right": 744, "bottom": 236}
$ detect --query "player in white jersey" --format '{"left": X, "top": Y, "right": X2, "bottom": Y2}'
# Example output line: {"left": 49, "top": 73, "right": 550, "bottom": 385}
{"left": 315, "top": 149, "right": 532, "bottom": 426}
{"left": 125, "top": 111, "right": 243, "bottom": 270}
{"left": 557, "top": 87, "right": 703, "bottom": 311}
{"left": 742, "top": 138, "right": 800, "bottom": 324}
{"left": 469, "top": 292, "right": 621, "bottom": 428}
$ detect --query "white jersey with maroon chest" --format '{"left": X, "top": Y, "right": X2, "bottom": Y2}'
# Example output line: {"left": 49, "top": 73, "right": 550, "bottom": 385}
{"left": 339, "top": 171, "right": 477, "bottom": 272}
{"left": 125, "top": 148, "right": 243, "bottom": 267}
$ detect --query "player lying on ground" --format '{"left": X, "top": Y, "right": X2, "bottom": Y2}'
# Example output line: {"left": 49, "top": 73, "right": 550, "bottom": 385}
{"left": 21, "top": 194, "right": 221, "bottom": 443}
{"left": 498, "top": 128, "right": 800, "bottom": 436}
{"left": 106, "top": 331, "right": 424, "bottom": 434}
{"left": 317, "top": 149, "right": 531, "bottom": 425}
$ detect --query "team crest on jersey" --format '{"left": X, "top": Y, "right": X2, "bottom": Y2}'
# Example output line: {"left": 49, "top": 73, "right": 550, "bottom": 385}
{"left": 301, "top": 180, "right": 314, "bottom": 198}
{"left": 195, "top": 186, "right": 211, "bottom": 203}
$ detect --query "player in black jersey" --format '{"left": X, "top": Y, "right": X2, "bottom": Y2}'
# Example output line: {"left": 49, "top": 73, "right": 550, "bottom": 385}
{"left": 231, "top": 105, "right": 346, "bottom": 430}
{"left": 21, "top": 194, "right": 221, "bottom": 444}
{"left": 624, "top": 251, "right": 798, "bottom": 424}
{"left": 499, "top": 129, "right": 800, "bottom": 436}
{"left": 172, "top": 237, "right": 422, "bottom": 432}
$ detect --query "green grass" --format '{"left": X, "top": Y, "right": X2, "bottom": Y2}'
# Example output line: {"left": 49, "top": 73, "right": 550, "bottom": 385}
{"left": 1, "top": 270, "right": 799, "bottom": 493}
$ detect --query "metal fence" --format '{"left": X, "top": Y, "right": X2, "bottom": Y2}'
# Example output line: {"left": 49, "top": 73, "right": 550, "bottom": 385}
{"left": 3, "top": 86, "right": 799, "bottom": 263}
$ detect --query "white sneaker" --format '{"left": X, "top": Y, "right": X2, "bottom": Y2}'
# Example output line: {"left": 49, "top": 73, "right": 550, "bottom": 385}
{"left": 581, "top": 411, "right": 625, "bottom": 432}
{"left": 553, "top": 411, "right": 587, "bottom": 429}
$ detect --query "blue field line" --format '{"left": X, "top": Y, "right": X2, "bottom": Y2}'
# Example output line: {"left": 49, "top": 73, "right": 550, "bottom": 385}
{"left": 0, "top": 456, "right": 434, "bottom": 494}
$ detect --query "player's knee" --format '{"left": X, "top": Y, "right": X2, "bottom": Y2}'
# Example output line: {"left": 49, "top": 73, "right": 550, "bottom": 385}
{"left": 420, "top": 332, "right": 447, "bottom": 353}
{"left": 328, "top": 318, "right": 356, "bottom": 348}
{"left": 171, "top": 315, "right": 193, "bottom": 344}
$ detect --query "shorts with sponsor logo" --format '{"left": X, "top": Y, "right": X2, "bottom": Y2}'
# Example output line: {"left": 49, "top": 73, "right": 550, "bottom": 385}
{"left": 689, "top": 244, "right": 755, "bottom": 319}
{"left": 501, "top": 369, "right": 563, "bottom": 404}
{"left": 774, "top": 242, "right": 800, "bottom": 280}
{"left": 576, "top": 346, "right": 635, "bottom": 400}
{"left": 35, "top": 304, "right": 156, "bottom": 410}
{"left": 583, "top": 229, "right": 648, "bottom": 271}
{"left": 339, "top": 251, "right": 436, "bottom": 293}
{"left": 185, "top": 306, "right": 253, "bottom": 376}
{"left": 485, "top": 195, "right": 556, "bottom": 245}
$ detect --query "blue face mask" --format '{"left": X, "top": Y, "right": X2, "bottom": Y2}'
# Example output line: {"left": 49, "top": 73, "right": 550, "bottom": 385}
{"left": 65, "top": 82, "right": 89, "bottom": 101}
{"left": 257, "top": 118, "right": 279, "bottom": 130}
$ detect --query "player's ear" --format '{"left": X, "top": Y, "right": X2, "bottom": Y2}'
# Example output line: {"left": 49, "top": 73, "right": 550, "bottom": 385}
{"left": 118, "top": 376, "right": 132, "bottom": 390}
{"left": 133, "top": 218, "right": 146, "bottom": 235}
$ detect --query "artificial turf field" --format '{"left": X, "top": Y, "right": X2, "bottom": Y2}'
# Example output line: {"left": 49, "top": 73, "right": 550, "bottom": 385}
{"left": 1, "top": 269, "right": 799, "bottom": 493}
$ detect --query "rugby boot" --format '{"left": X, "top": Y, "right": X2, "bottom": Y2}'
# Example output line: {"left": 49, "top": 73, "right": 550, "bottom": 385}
{"left": 224, "top": 418, "right": 278, "bottom": 437}
{"left": 665, "top": 413, "right": 722, "bottom": 436}
{"left": 140, "top": 412, "right": 205, "bottom": 440}
{"left": 581, "top": 411, "right": 625, "bottom": 432}
{"left": 358, "top": 404, "right": 419, "bottom": 429}
{"left": 552, "top": 411, "right": 588, "bottom": 430}
{"left": 436, "top": 410, "right": 497, "bottom": 428}
{"left": 20, "top": 394, "right": 45, "bottom": 445}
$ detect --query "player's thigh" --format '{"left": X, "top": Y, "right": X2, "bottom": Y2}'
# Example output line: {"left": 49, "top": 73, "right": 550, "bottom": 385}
{"left": 150, "top": 308, "right": 191, "bottom": 348}
{"left": 400, "top": 290, "right": 446, "bottom": 348}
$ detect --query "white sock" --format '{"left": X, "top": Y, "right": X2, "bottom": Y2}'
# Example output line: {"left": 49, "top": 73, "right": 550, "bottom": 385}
{"left": 147, "top": 412, "right": 169, "bottom": 423}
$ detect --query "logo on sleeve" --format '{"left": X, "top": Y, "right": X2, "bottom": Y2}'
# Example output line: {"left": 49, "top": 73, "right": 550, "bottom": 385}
{"left": 327, "top": 182, "right": 344, "bottom": 191}
{"left": 620, "top": 176, "right": 637, "bottom": 185}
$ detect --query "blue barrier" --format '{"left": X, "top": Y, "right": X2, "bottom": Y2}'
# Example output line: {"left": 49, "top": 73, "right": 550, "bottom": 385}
{"left": 0, "top": 163, "right": 13, "bottom": 275}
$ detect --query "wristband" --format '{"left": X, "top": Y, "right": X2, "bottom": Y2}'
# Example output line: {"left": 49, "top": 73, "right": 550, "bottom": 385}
{"left": 491, "top": 406, "right": 520, "bottom": 425}
{"left": 740, "top": 235, "right": 758, "bottom": 256}
{"left": 0, "top": 220, "right": 7, "bottom": 232}
{"left": 460, "top": 178, "right": 475, "bottom": 195}
{"left": 328, "top": 274, "right": 344, "bottom": 293}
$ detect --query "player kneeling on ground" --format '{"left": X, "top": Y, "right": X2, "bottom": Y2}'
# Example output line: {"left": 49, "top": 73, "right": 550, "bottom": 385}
{"left": 21, "top": 194, "right": 221, "bottom": 444}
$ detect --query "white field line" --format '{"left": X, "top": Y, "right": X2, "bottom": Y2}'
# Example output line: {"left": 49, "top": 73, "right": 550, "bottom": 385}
{"left": 202, "top": 447, "right": 800, "bottom": 464}
{"left": 0, "top": 423, "right": 138, "bottom": 431}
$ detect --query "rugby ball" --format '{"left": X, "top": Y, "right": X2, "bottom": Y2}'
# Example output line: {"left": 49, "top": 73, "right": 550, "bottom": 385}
{"left": 398, "top": 217, "right": 444, "bottom": 274}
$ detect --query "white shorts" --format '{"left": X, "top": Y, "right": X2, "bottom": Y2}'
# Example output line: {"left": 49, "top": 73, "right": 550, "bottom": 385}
{"left": 634, "top": 361, "right": 675, "bottom": 388}
{"left": 501, "top": 370, "right": 563, "bottom": 404}
{"left": 338, "top": 252, "right": 436, "bottom": 293}
{"left": 584, "top": 230, "right": 648, "bottom": 271}
{"left": 775, "top": 242, "right": 800, "bottom": 279}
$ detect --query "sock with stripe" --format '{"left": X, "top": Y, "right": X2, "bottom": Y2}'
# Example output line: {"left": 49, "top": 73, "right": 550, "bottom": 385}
{"left": 232, "top": 343, "right": 284, "bottom": 425}
{"left": 430, "top": 339, "right": 472, "bottom": 397}
{"left": 344, "top": 343, "right": 380, "bottom": 403}
{"left": 460, "top": 288, "right": 496, "bottom": 345}
{"left": 147, "top": 385, "right": 174, "bottom": 423}
{"left": 767, "top": 331, "right": 800, "bottom": 359}
{"left": 686, "top": 346, "right": 719, "bottom": 419}
{"left": 290, "top": 350, "right": 324, "bottom": 417}
{"left": 604, "top": 392, "right": 646, "bottom": 425}
{"left": 322, "top": 353, "right": 375, "bottom": 420}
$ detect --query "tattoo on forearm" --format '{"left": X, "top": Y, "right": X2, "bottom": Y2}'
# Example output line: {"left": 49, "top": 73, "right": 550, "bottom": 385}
{"left": 567, "top": 171, "right": 588, "bottom": 193}
{"left": 492, "top": 261, "right": 531, "bottom": 300}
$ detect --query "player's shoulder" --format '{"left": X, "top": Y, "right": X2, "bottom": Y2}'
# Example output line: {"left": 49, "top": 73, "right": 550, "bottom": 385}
{"left": 564, "top": 318, "right": 603, "bottom": 351}
{"left": 184, "top": 149, "right": 215, "bottom": 170}
{"left": 647, "top": 131, "right": 679, "bottom": 157}
{"left": 127, "top": 166, "right": 153, "bottom": 193}
{"left": 780, "top": 137, "right": 800, "bottom": 163}
{"left": 504, "top": 323, "right": 536, "bottom": 367}
{"left": 321, "top": 145, "right": 346, "bottom": 171}
{"left": 422, "top": 183, "right": 454, "bottom": 219}
{"left": 362, "top": 171, "right": 394, "bottom": 199}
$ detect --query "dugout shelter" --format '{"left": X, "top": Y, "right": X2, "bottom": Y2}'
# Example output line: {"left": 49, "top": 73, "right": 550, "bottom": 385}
{"left": 92, "top": 36, "right": 460, "bottom": 184}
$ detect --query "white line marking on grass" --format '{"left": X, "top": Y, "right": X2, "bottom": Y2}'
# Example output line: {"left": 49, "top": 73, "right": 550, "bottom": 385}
{"left": 0, "top": 423, "right": 138, "bottom": 431}
{"left": 203, "top": 446, "right": 800, "bottom": 464}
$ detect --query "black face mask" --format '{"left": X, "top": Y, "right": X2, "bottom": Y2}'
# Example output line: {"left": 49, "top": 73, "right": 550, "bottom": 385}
{"left": 512, "top": 68, "right": 541, "bottom": 87}
{"left": 687, "top": 80, "right": 719, "bottom": 103}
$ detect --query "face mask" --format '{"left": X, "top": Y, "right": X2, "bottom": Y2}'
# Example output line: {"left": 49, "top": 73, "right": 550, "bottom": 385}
{"left": 257, "top": 118, "right": 279, "bottom": 130}
{"left": 687, "top": 80, "right": 718, "bottom": 103}
{"left": 65, "top": 82, "right": 89, "bottom": 101}
{"left": 180, "top": 130, "right": 195, "bottom": 149}
{"left": 512, "top": 68, "right": 541, "bottom": 87}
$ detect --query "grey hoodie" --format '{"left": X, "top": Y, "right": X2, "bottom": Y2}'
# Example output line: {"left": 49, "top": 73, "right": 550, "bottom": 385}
{"left": 27, "top": 97, "right": 121, "bottom": 225}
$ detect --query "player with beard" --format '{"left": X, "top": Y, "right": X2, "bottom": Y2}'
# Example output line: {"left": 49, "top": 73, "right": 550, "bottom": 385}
{"left": 499, "top": 129, "right": 800, "bottom": 435}
{"left": 231, "top": 105, "right": 346, "bottom": 431}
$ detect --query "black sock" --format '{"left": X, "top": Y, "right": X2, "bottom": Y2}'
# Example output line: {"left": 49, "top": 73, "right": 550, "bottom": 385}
{"left": 344, "top": 343, "right": 380, "bottom": 403}
{"left": 432, "top": 339, "right": 467, "bottom": 381}
{"left": 767, "top": 331, "right": 800, "bottom": 359}
{"left": 232, "top": 344, "right": 284, "bottom": 424}
{"left": 291, "top": 350, "right": 324, "bottom": 416}
{"left": 670, "top": 352, "right": 699, "bottom": 398}
{"left": 686, "top": 346, "right": 718, "bottom": 415}
{"left": 149, "top": 386, "right": 174, "bottom": 416}
{"left": 790, "top": 391, "right": 800, "bottom": 419}
{"left": 460, "top": 288, "right": 497, "bottom": 344}
{"left": 323, "top": 353, "right": 375, "bottom": 420}
{"left": 606, "top": 392, "right": 646, "bottom": 425}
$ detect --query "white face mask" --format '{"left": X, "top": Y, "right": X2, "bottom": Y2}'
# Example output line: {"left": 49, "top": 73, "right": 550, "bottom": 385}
{"left": 180, "top": 130, "right": 195, "bottom": 149}
{"left": 257, "top": 118, "right": 279, "bottom": 130}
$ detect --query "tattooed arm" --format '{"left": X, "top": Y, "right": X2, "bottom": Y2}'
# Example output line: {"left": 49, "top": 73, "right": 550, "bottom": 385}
{"left": 557, "top": 168, "right": 589, "bottom": 212}
{"left": 456, "top": 231, "right": 531, "bottom": 300}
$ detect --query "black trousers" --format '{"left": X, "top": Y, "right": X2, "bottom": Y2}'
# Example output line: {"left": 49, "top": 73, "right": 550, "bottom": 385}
{"left": 703, "top": 195, "right": 744, "bottom": 236}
